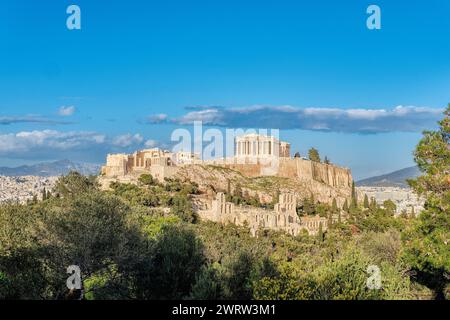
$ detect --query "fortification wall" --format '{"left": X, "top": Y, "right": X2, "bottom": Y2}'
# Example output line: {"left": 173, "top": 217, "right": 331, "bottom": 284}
{"left": 277, "top": 158, "right": 351, "bottom": 188}
{"left": 149, "top": 165, "right": 179, "bottom": 182}
{"left": 220, "top": 158, "right": 352, "bottom": 190}
{"left": 101, "top": 154, "right": 128, "bottom": 176}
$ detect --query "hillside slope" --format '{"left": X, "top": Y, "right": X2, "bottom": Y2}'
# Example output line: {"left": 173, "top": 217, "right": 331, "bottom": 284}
{"left": 356, "top": 166, "right": 420, "bottom": 188}
{"left": 174, "top": 164, "right": 352, "bottom": 206}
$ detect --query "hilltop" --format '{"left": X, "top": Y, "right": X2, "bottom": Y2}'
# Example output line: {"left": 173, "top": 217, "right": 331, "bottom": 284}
{"left": 356, "top": 166, "right": 420, "bottom": 188}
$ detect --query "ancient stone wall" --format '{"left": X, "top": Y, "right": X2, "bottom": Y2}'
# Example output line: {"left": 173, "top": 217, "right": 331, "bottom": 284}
{"left": 274, "top": 193, "right": 297, "bottom": 215}
{"left": 101, "top": 154, "right": 129, "bottom": 176}
{"left": 300, "top": 215, "right": 328, "bottom": 234}
{"left": 198, "top": 192, "right": 328, "bottom": 236}
{"left": 149, "top": 165, "right": 179, "bottom": 182}
{"left": 214, "top": 158, "right": 352, "bottom": 192}
{"left": 277, "top": 158, "right": 352, "bottom": 188}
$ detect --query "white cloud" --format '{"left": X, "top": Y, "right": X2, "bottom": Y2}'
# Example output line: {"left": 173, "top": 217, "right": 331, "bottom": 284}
{"left": 144, "top": 139, "right": 159, "bottom": 148}
{"left": 0, "top": 130, "right": 152, "bottom": 160}
{"left": 0, "top": 115, "right": 71, "bottom": 125}
{"left": 0, "top": 130, "right": 106, "bottom": 154}
{"left": 112, "top": 133, "right": 144, "bottom": 148}
{"left": 148, "top": 105, "right": 444, "bottom": 133}
{"left": 58, "top": 106, "right": 76, "bottom": 116}
{"left": 146, "top": 113, "right": 168, "bottom": 124}
{"left": 177, "top": 109, "right": 225, "bottom": 125}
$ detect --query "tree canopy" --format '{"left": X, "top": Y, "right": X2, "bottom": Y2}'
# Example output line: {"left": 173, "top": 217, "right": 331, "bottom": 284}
{"left": 308, "top": 148, "right": 321, "bottom": 162}
{"left": 402, "top": 105, "right": 450, "bottom": 300}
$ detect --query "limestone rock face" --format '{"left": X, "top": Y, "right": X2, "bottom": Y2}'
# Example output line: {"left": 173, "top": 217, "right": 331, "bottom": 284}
{"left": 175, "top": 159, "right": 352, "bottom": 207}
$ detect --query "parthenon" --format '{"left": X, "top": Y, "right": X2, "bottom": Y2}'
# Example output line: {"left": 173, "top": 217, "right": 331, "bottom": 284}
{"left": 235, "top": 134, "right": 291, "bottom": 159}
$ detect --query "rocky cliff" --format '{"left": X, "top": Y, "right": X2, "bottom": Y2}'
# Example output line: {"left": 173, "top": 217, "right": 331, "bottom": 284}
{"left": 174, "top": 160, "right": 352, "bottom": 207}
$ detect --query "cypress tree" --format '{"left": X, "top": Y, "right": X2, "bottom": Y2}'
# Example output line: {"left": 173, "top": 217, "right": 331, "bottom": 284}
{"left": 327, "top": 210, "right": 333, "bottom": 227}
{"left": 233, "top": 183, "right": 243, "bottom": 204}
{"left": 363, "top": 194, "right": 369, "bottom": 208}
{"left": 332, "top": 198, "right": 337, "bottom": 211}
{"left": 351, "top": 181, "right": 357, "bottom": 200}
{"left": 370, "top": 197, "right": 377, "bottom": 209}
{"left": 271, "top": 189, "right": 280, "bottom": 207}
{"left": 342, "top": 199, "right": 349, "bottom": 212}
{"left": 351, "top": 197, "right": 357, "bottom": 209}
{"left": 351, "top": 181, "right": 358, "bottom": 209}
{"left": 317, "top": 222, "right": 324, "bottom": 242}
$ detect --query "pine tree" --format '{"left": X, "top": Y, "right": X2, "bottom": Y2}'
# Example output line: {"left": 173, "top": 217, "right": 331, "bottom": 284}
{"left": 301, "top": 194, "right": 316, "bottom": 215}
{"left": 402, "top": 104, "right": 450, "bottom": 299}
{"left": 308, "top": 148, "right": 321, "bottom": 162}
{"left": 383, "top": 199, "right": 397, "bottom": 215}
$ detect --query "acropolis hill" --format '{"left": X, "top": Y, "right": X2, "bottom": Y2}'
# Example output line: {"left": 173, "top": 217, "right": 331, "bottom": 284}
{"left": 100, "top": 134, "right": 353, "bottom": 236}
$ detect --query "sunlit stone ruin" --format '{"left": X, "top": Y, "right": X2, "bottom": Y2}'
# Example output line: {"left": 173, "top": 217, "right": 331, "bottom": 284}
{"left": 101, "top": 134, "right": 351, "bottom": 236}
{"left": 198, "top": 192, "right": 328, "bottom": 236}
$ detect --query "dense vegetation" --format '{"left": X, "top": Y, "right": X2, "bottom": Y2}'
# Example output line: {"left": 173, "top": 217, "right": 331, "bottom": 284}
{"left": 402, "top": 105, "right": 450, "bottom": 299}
{"left": 0, "top": 107, "right": 448, "bottom": 300}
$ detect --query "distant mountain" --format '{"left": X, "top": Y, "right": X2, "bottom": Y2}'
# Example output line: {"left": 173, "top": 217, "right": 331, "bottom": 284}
{"left": 0, "top": 159, "right": 101, "bottom": 177}
{"left": 356, "top": 166, "right": 421, "bottom": 188}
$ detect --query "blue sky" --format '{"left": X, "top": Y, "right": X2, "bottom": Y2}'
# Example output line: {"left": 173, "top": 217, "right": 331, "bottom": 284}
{"left": 0, "top": 0, "right": 449, "bottom": 179}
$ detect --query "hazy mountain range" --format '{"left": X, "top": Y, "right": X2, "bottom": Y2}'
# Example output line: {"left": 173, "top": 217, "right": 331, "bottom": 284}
{"left": 0, "top": 160, "right": 101, "bottom": 177}
{"left": 356, "top": 166, "right": 421, "bottom": 188}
